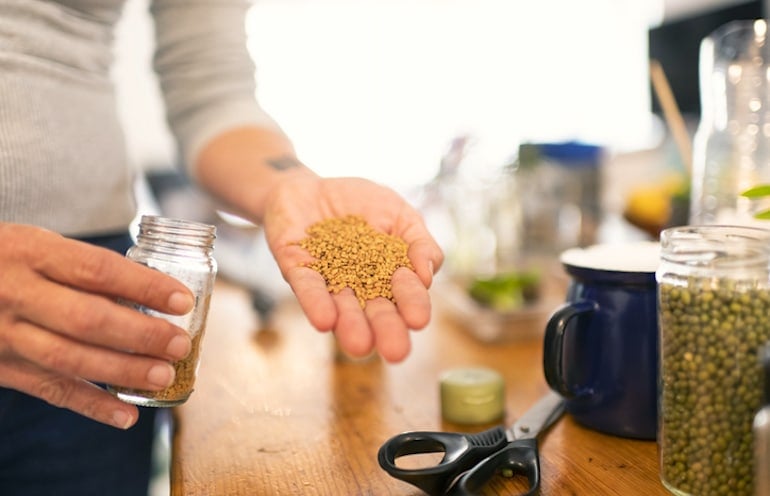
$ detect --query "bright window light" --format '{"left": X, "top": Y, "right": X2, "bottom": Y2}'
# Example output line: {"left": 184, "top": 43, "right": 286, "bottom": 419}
{"left": 113, "top": 0, "right": 661, "bottom": 191}
{"left": 246, "top": 0, "right": 660, "bottom": 190}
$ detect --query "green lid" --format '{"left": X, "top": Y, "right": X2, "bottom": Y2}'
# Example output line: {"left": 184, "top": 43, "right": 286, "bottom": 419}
{"left": 440, "top": 367, "right": 505, "bottom": 425}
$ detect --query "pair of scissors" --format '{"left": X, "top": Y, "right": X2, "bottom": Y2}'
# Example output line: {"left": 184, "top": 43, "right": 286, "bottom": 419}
{"left": 377, "top": 391, "right": 565, "bottom": 496}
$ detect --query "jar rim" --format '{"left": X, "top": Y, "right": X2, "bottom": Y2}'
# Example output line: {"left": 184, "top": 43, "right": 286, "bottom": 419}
{"left": 140, "top": 215, "right": 216, "bottom": 234}
{"left": 660, "top": 225, "right": 770, "bottom": 271}
{"left": 660, "top": 224, "right": 770, "bottom": 245}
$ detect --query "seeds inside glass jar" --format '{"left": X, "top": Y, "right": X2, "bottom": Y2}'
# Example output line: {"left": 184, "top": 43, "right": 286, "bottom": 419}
{"left": 659, "top": 278, "right": 770, "bottom": 496}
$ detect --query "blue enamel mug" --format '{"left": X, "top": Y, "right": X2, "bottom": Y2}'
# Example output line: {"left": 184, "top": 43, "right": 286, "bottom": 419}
{"left": 542, "top": 241, "right": 660, "bottom": 440}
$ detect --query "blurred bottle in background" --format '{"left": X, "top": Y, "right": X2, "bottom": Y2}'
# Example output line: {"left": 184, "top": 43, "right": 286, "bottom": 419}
{"left": 513, "top": 141, "right": 604, "bottom": 257}
{"left": 418, "top": 137, "right": 603, "bottom": 280}
{"left": 690, "top": 19, "right": 770, "bottom": 225}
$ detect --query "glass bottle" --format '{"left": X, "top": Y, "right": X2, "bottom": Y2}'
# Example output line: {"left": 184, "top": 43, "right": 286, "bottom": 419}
{"left": 514, "top": 141, "right": 602, "bottom": 257}
{"left": 108, "top": 215, "right": 217, "bottom": 407}
{"left": 690, "top": 19, "right": 770, "bottom": 225}
{"left": 657, "top": 225, "right": 770, "bottom": 496}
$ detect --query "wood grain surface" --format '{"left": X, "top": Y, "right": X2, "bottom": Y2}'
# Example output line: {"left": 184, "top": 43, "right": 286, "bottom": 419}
{"left": 170, "top": 278, "right": 670, "bottom": 495}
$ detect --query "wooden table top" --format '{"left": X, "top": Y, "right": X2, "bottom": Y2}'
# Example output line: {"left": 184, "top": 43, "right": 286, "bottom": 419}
{"left": 170, "top": 276, "right": 670, "bottom": 495}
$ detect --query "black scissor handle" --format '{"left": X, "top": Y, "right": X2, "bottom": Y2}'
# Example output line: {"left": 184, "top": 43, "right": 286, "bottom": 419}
{"left": 377, "top": 426, "right": 508, "bottom": 496}
{"left": 449, "top": 438, "right": 539, "bottom": 496}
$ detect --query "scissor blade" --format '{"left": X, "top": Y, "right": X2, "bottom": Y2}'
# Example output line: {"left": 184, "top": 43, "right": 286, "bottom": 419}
{"left": 510, "top": 391, "right": 565, "bottom": 440}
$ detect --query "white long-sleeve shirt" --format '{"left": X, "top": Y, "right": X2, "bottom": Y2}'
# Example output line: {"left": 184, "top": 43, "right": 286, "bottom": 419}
{"left": 0, "top": 0, "right": 279, "bottom": 236}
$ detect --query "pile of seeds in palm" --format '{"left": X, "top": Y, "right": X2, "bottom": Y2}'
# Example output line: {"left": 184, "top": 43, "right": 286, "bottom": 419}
{"left": 296, "top": 215, "right": 413, "bottom": 308}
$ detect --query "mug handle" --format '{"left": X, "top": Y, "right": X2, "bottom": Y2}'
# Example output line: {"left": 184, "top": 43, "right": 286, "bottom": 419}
{"left": 542, "top": 300, "right": 598, "bottom": 398}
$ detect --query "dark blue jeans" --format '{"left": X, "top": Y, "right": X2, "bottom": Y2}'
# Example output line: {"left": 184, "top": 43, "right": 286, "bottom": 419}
{"left": 0, "top": 232, "right": 160, "bottom": 496}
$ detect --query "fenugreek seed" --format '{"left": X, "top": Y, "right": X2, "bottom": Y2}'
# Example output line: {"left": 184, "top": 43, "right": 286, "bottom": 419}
{"left": 295, "top": 215, "right": 413, "bottom": 308}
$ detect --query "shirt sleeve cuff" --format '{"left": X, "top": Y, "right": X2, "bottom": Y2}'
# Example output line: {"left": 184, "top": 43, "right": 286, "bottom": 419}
{"left": 178, "top": 99, "right": 285, "bottom": 180}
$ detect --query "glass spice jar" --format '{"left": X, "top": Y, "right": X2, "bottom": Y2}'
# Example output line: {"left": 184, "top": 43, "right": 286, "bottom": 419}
{"left": 108, "top": 215, "right": 217, "bottom": 407}
{"left": 657, "top": 225, "right": 770, "bottom": 496}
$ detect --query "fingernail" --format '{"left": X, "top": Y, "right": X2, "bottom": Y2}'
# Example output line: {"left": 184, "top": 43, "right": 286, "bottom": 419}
{"left": 112, "top": 410, "right": 134, "bottom": 430}
{"left": 147, "top": 363, "right": 175, "bottom": 388}
{"left": 168, "top": 291, "right": 194, "bottom": 314}
{"left": 166, "top": 334, "right": 191, "bottom": 359}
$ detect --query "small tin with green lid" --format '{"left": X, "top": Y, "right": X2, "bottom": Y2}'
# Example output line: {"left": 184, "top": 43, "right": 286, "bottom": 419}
{"left": 439, "top": 367, "right": 505, "bottom": 425}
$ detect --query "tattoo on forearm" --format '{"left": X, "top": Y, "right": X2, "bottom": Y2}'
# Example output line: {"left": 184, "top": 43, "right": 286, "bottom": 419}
{"left": 267, "top": 155, "right": 302, "bottom": 171}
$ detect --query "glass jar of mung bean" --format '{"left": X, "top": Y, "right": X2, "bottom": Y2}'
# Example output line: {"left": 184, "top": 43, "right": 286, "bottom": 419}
{"left": 657, "top": 225, "right": 770, "bottom": 496}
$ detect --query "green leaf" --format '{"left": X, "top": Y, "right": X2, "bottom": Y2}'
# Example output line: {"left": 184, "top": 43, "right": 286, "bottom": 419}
{"left": 467, "top": 270, "right": 541, "bottom": 311}
{"left": 754, "top": 209, "right": 770, "bottom": 220}
{"left": 742, "top": 185, "right": 770, "bottom": 198}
